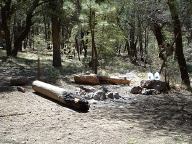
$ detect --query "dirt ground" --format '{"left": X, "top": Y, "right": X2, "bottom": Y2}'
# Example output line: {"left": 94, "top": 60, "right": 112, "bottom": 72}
{"left": 1, "top": 53, "right": 192, "bottom": 144}
{"left": 1, "top": 84, "right": 192, "bottom": 144}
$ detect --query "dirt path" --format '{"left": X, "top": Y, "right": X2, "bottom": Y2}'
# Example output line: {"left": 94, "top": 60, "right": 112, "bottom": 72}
{"left": 1, "top": 87, "right": 192, "bottom": 144}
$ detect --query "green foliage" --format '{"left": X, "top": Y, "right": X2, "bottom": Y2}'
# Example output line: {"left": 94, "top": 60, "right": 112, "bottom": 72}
{"left": 78, "top": 0, "right": 124, "bottom": 65}
{"left": 1, "top": 0, "right": 192, "bottom": 86}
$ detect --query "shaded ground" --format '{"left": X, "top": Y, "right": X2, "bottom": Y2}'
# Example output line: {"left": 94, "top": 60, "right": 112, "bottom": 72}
{"left": 1, "top": 86, "right": 192, "bottom": 144}
{"left": 1, "top": 50, "right": 192, "bottom": 144}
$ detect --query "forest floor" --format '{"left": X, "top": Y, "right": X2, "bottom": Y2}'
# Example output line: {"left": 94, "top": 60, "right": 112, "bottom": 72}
{"left": 1, "top": 49, "right": 192, "bottom": 144}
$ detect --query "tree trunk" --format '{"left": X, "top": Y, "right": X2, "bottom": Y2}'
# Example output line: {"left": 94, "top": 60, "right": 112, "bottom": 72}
{"left": 32, "top": 80, "right": 89, "bottom": 112}
{"left": 84, "top": 31, "right": 89, "bottom": 58}
{"left": 49, "top": 0, "right": 62, "bottom": 67}
{"left": 129, "top": 25, "right": 136, "bottom": 59}
{"left": 167, "top": 0, "right": 190, "bottom": 87}
{"left": 1, "top": 0, "right": 12, "bottom": 56}
{"left": 75, "top": 34, "right": 81, "bottom": 61}
{"left": 80, "top": 29, "right": 88, "bottom": 58}
{"left": 89, "top": 8, "right": 98, "bottom": 74}
{"left": 138, "top": 15, "right": 143, "bottom": 61}
{"left": 144, "top": 27, "right": 149, "bottom": 56}
{"left": 12, "top": 0, "right": 40, "bottom": 57}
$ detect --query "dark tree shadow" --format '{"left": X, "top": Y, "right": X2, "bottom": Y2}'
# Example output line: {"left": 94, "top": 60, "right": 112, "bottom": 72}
{"left": 96, "top": 92, "right": 192, "bottom": 136}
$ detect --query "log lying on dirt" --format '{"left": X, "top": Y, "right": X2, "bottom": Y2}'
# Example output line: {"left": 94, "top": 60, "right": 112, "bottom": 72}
{"left": 74, "top": 75, "right": 131, "bottom": 85}
{"left": 32, "top": 80, "right": 89, "bottom": 112}
{"left": 74, "top": 74, "right": 100, "bottom": 85}
{"left": 98, "top": 76, "right": 130, "bottom": 85}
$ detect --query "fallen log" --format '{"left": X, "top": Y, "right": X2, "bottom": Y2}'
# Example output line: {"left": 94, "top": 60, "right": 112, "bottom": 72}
{"left": 98, "top": 76, "right": 130, "bottom": 85}
{"left": 74, "top": 74, "right": 100, "bottom": 85}
{"left": 74, "top": 75, "right": 131, "bottom": 85}
{"left": 32, "top": 80, "right": 89, "bottom": 112}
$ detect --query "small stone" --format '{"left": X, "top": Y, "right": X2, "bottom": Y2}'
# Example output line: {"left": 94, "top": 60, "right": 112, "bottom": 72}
{"left": 100, "top": 86, "right": 108, "bottom": 93}
{"left": 17, "top": 86, "right": 26, "bottom": 93}
{"left": 79, "top": 86, "right": 96, "bottom": 92}
{"left": 142, "top": 89, "right": 160, "bottom": 95}
{"left": 88, "top": 99, "right": 98, "bottom": 104}
{"left": 106, "top": 92, "right": 114, "bottom": 99}
{"left": 119, "top": 106, "right": 124, "bottom": 108}
{"left": 114, "top": 92, "right": 120, "bottom": 99}
{"left": 93, "top": 90, "right": 105, "bottom": 100}
{"left": 84, "top": 93, "right": 94, "bottom": 100}
{"left": 130, "top": 86, "right": 142, "bottom": 94}
{"left": 100, "top": 94, "right": 107, "bottom": 100}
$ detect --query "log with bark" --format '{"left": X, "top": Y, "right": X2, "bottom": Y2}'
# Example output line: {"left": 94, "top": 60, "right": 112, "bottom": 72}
{"left": 74, "top": 74, "right": 131, "bottom": 85}
{"left": 32, "top": 80, "right": 89, "bottom": 112}
{"left": 74, "top": 74, "right": 100, "bottom": 85}
{"left": 98, "top": 76, "right": 130, "bottom": 85}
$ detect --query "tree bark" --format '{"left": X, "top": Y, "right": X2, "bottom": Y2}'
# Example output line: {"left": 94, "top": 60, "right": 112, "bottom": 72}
{"left": 167, "top": 0, "right": 190, "bottom": 87}
{"left": 89, "top": 8, "right": 98, "bottom": 74}
{"left": 138, "top": 15, "right": 143, "bottom": 61}
{"left": 49, "top": 0, "right": 62, "bottom": 67}
{"left": 74, "top": 75, "right": 131, "bottom": 85}
{"left": 75, "top": 34, "right": 81, "bottom": 61}
{"left": 12, "top": 0, "right": 40, "bottom": 57}
{"left": 1, "top": 0, "right": 12, "bottom": 56}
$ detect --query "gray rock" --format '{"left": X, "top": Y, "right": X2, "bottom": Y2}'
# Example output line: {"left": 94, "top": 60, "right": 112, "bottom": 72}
{"left": 17, "top": 86, "right": 26, "bottom": 93}
{"left": 114, "top": 92, "right": 120, "bottom": 99}
{"left": 142, "top": 89, "right": 160, "bottom": 95}
{"left": 79, "top": 85, "right": 96, "bottom": 92}
{"left": 130, "top": 86, "right": 142, "bottom": 94}
{"left": 106, "top": 92, "right": 114, "bottom": 99}
{"left": 93, "top": 90, "right": 106, "bottom": 101}
{"left": 140, "top": 80, "right": 168, "bottom": 92}
{"left": 88, "top": 99, "right": 98, "bottom": 104}
{"left": 100, "top": 86, "right": 108, "bottom": 93}
{"left": 84, "top": 93, "right": 94, "bottom": 100}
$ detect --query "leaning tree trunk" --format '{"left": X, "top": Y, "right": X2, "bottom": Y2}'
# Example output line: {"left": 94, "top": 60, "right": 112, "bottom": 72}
{"left": 49, "top": 0, "right": 62, "bottom": 67}
{"left": 11, "top": 0, "right": 40, "bottom": 57}
{"left": 168, "top": 0, "right": 190, "bottom": 87}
